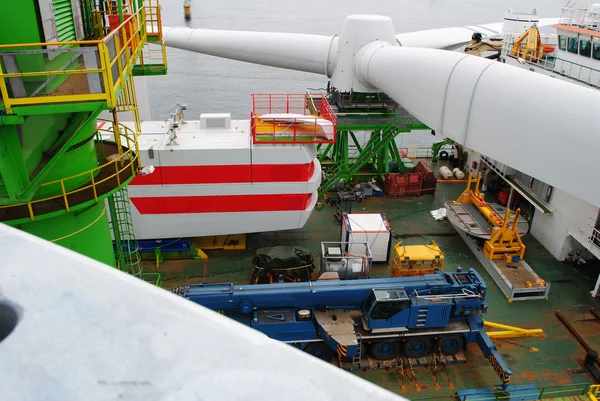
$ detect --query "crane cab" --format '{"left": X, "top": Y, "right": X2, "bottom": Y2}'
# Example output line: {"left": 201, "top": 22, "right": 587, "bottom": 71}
{"left": 362, "top": 288, "right": 412, "bottom": 332}
{"left": 362, "top": 287, "right": 456, "bottom": 332}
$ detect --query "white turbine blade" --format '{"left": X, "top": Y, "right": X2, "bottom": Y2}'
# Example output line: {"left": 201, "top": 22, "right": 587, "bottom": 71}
{"left": 396, "top": 18, "right": 559, "bottom": 49}
{"left": 357, "top": 45, "right": 600, "bottom": 207}
{"left": 162, "top": 27, "right": 334, "bottom": 75}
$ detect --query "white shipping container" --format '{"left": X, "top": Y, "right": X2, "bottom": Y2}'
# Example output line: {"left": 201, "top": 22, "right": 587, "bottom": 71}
{"left": 341, "top": 213, "right": 392, "bottom": 263}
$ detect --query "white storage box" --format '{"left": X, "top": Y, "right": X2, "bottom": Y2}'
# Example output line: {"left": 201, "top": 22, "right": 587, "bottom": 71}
{"left": 341, "top": 213, "right": 392, "bottom": 263}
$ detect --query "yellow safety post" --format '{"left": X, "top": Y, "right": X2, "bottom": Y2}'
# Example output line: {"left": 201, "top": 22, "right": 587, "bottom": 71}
{"left": 589, "top": 384, "right": 600, "bottom": 401}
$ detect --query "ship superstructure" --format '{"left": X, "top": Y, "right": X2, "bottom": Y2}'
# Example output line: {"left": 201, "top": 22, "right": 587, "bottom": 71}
{"left": 459, "top": 5, "right": 600, "bottom": 297}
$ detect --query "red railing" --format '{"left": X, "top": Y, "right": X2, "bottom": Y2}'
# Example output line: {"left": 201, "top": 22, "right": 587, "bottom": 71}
{"left": 250, "top": 94, "right": 337, "bottom": 144}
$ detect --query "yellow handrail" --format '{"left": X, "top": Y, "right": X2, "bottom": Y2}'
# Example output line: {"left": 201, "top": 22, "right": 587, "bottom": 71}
{"left": 0, "top": 5, "right": 163, "bottom": 114}
{"left": 590, "top": 384, "right": 600, "bottom": 401}
{"left": 0, "top": 121, "right": 139, "bottom": 221}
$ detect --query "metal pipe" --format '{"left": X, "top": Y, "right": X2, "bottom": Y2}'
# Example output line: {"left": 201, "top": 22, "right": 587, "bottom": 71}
{"left": 117, "top": 0, "right": 124, "bottom": 23}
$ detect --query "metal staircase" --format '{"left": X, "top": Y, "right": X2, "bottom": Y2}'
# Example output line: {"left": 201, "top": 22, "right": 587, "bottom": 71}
{"left": 318, "top": 117, "right": 401, "bottom": 196}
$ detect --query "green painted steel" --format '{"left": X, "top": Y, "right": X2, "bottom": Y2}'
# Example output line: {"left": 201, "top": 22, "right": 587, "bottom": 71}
{"left": 0, "top": 123, "right": 29, "bottom": 201}
{"left": 0, "top": 1, "right": 81, "bottom": 96}
{"left": 15, "top": 202, "right": 116, "bottom": 267}
{"left": 431, "top": 138, "right": 455, "bottom": 163}
{"left": 107, "top": 188, "right": 143, "bottom": 276}
{"left": 52, "top": 0, "right": 77, "bottom": 42}
{"left": 0, "top": 1, "right": 133, "bottom": 268}
{"left": 34, "top": 113, "right": 101, "bottom": 199}
{"left": 132, "top": 65, "right": 168, "bottom": 76}
{"left": 314, "top": 88, "right": 431, "bottom": 195}
{"left": 0, "top": 111, "right": 101, "bottom": 203}
{"left": 0, "top": 2, "right": 40, "bottom": 46}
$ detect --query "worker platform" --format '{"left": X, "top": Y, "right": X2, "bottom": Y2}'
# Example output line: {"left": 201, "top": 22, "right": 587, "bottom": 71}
{"left": 453, "top": 228, "right": 551, "bottom": 301}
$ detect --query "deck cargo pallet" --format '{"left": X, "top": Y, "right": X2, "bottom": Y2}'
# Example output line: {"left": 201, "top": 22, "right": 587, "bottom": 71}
{"left": 385, "top": 173, "right": 422, "bottom": 197}
{"left": 385, "top": 173, "right": 406, "bottom": 197}
{"left": 415, "top": 161, "right": 437, "bottom": 195}
{"left": 407, "top": 173, "right": 423, "bottom": 196}
{"left": 341, "top": 213, "right": 392, "bottom": 263}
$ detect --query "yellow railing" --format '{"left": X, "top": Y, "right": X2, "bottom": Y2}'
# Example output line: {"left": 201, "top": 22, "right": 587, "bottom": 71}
{"left": 0, "top": 4, "right": 162, "bottom": 114}
{"left": 0, "top": 120, "right": 138, "bottom": 221}
{"left": 590, "top": 384, "right": 600, "bottom": 401}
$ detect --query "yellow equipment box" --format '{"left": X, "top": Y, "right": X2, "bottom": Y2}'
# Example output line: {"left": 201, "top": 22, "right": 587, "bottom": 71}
{"left": 391, "top": 240, "right": 444, "bottom": 277}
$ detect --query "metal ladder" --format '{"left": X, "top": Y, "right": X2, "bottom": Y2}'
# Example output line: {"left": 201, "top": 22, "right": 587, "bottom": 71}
{"left": 352, "top": 336, "right": 363, "bottom": 365}
{"left": 416, "top": 308, "right": 428, "bottom": 327}
{"left": 107, "top": 187, "right": 162, "bottom": 286}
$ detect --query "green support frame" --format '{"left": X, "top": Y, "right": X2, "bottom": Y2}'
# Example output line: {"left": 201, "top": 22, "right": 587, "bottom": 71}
{"left": 316, "top": 90, "right": 429, "bottom": 196}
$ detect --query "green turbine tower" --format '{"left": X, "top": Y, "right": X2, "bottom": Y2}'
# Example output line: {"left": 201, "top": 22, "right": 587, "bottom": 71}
{"left": 0, "top": 0, "right": 166, "bottom": 277}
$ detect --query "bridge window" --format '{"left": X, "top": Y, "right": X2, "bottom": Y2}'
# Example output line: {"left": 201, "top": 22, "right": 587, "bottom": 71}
{"left": 371, "top": 301, "right": 410, "bottom": 320}
{"left": 593, "top": 44, "right": 600, "bottom": 60}
{"left": 580, "top": 40, "right": 591, "bottom": 57}
{"left": 568, "top": 37, "right": 579, "bottom": 54}
{"left": 558, "top": 35, "right": 566, "bottom": 50}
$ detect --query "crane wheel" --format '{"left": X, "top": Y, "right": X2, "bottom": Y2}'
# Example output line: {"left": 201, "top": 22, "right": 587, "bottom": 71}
{"left": 369, "top": 341, "right": 401, "bottom": 360}
{"left": 303, "top": 343, "right": 335, "bottom": 362}
{"left": 435, "top": 336, "right": 464, "bottom": 355}
{"left": 403, "top": 338, "right": 432, "bottom": 359}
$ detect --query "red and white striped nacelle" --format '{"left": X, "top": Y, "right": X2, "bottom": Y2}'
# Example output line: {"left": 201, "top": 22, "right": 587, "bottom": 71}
{"left": 125, "top": 112, "right": 322, "bottom": 240}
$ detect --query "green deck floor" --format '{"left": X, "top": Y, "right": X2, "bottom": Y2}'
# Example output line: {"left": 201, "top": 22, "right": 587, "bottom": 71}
{"left": 144, "top": 177, "right": 600, "bottom": 400}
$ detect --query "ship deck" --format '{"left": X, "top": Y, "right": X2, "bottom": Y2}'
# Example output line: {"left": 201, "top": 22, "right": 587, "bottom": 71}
{"left": 146, "top": 161, "right": 600, "bottom": 399}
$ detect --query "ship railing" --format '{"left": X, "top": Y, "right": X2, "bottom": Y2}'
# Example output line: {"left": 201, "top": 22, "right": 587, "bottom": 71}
{"left": 590, "top": 384, "right": 600, "bottom": 401}
{"left": 0, "top": 3, "right": 162, "bottom": 114}
{"left": 589, "top": 228, "right": 600, "bottom": 252}
{"left": 503, "top": 46, "right": 600, "bottom": 90}
{"left": 0, "top": 120, "right": 138, "bottom": 222}
{"left": 344, "top": 146, "right": 445, "bottom": 161}
{"left": 250, "top": 93, "right": 338, "bottom": 144}
{"left": 559, "top": 6, "right": 600, "bottom": 32}
{"left": 412, "top": 382, "right": 592, "bottom": 401}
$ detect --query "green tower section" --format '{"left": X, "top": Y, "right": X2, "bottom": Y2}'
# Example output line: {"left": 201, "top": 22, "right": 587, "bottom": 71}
{"left": 0, "top": 0, "right": 167, "bottom": 270}
{"left": 16, "top": 202, "right": 115, "bottom": 266}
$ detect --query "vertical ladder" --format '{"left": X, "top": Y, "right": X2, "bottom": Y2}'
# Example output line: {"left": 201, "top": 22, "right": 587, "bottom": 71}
{"left": 416, "top": 308, "right": 428, "bottom": 327}
{"left": 352, "top": 336, "right": 363, "bottom": 365}
{"left": 107, "top": 187, "right": 142, "bottom": 277}
{"left": 107, "top": 187, "right": 163, "bottom": 286}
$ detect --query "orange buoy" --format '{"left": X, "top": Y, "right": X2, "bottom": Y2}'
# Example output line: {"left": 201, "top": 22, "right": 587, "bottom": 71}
{"left": 543, "top": 45, "right": 555, "bottom": 53}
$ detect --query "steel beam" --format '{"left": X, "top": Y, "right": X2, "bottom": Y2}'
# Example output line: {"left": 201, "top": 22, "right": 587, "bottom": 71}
{"left": 555, "top": 310, "right": 600, "bottom": 366}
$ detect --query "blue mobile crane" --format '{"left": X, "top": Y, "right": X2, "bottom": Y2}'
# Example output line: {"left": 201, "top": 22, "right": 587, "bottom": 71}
{"left": 171, "top": 268, "right": 512, "bottom": 387}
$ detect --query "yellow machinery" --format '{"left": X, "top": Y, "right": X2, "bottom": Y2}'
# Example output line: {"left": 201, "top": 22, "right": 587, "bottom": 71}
{"left": 391, "top": 241, "right": 444, "bottom": 277}
{"left": 454, "top": 173, "right": 526, "bottom": 262}
{"left": 511, "top": 25, "right": 544, "bottom": 61}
